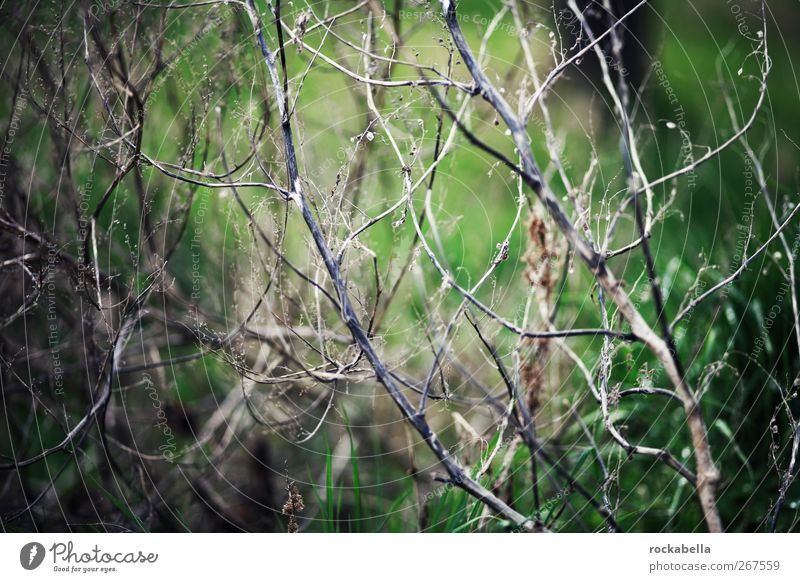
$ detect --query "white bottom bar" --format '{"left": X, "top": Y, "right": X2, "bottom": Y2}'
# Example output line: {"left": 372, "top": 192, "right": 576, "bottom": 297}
{"left": 1, "top": 533, "right": 797, "bottom": 580}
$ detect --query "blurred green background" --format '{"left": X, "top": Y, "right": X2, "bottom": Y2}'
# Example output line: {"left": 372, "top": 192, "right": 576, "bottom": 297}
{"left": 1, "top": 0, "right": 799, "bottom": 533}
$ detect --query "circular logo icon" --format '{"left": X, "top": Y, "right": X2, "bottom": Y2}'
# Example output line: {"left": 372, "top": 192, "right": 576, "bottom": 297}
{"left": 20, "top": 542, "right": 46, "bottom": 570}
